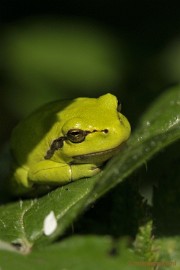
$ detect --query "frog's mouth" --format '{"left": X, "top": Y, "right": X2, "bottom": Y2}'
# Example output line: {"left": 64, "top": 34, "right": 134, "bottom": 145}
{"left": 72, "top": 142, "right": 126, "bottom": 164}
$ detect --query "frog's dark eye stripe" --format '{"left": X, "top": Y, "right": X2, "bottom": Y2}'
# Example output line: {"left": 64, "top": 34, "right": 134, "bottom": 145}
{"left": 45, "top": 137, "right": 65, "bottom": 159}
{"left": 44, "top": 129, "right": 89, "bottom": 159}
{"left": 45, "top": 128, "right": 109, "bottom": 159}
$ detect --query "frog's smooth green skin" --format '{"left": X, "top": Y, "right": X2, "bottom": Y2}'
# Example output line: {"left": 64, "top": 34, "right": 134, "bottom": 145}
{"left": 10, "top": 93, "right": 131, "bottom": 196}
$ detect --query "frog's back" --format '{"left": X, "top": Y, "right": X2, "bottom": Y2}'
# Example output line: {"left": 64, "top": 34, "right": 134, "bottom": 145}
{"left": 11, "top": 99, "right": 72, "bottom": 166}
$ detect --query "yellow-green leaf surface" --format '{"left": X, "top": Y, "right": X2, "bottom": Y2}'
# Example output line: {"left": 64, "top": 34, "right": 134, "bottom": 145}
{"left": 0, "top": 85, "right": 179, "bottom": 251}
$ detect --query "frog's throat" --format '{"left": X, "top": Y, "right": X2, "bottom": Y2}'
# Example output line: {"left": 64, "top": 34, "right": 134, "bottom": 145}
{"left": 71, "top": 142, "right": 126, "bottom": 164}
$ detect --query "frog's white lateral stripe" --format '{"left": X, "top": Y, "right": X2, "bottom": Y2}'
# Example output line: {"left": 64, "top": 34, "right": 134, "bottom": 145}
{"left": 43, "top": 211, "right": 57, "bottom": 236}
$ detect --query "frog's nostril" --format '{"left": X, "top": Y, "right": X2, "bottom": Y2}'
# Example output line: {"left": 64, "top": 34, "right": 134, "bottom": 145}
{"left": 102, "top": 129, "right": 109, "bottom": 134}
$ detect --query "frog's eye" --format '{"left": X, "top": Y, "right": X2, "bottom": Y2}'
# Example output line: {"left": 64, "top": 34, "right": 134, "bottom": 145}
{"left": 66, "top": 129, "right": 87, "bottom": 143}
{"left": 117, "top": 102, "right": 122, "bottom": 112}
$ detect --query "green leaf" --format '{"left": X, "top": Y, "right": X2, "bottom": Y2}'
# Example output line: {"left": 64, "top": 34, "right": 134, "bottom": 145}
{"left": 0, "top": 178, "right": 98, "bottom": 249}
{"left": 0, "top": 85, "right": 179, "bottom": 251}
{"left": 0, "top": 234, "right": 179, "bottom": 270}
{"left": 0, "top": 236, "right": 142, "bottom": 270}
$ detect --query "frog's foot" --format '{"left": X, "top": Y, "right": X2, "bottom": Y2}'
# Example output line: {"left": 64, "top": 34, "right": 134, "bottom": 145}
{"left": 12, "top": 166, "right": 32, "bottom": 188}
{"left": 70, "top": 164, "right": 100, "bottom": 181}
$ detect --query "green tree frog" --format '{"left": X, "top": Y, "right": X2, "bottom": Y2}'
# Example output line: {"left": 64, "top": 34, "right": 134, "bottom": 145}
{"left": 10, "top": 93, "right": 131, "bottom": 196}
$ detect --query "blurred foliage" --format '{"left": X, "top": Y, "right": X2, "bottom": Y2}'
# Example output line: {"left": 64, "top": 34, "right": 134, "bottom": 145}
{"left": 0, "top": 2, "right": 180, "bottom": 269}
{"left": 1, "top": 20, "right": 122, "bottom": 115}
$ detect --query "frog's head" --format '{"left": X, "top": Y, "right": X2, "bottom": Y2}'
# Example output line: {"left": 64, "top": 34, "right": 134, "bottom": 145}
{"left": 46, "top": 93, "right": 131, "bottom": 165}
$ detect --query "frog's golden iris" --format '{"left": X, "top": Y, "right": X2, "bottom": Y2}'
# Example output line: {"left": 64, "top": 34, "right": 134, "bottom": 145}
{"left": 10, "top": 93, "right": 131, "bottom": 196}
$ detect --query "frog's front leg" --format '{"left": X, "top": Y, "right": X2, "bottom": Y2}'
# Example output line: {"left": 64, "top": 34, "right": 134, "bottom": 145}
{"left": 28, "top": 160, "right": 100, "bottom": 186}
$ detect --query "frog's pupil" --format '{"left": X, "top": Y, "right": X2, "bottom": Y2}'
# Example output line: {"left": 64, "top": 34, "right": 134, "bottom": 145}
{"left": 71, "top": 131, "right": 80, "bottom": 136}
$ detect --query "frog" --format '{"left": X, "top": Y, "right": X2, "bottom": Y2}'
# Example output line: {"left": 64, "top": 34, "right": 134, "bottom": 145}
{"left": 10, "top": 93, "right": 131, "bottom": 196}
